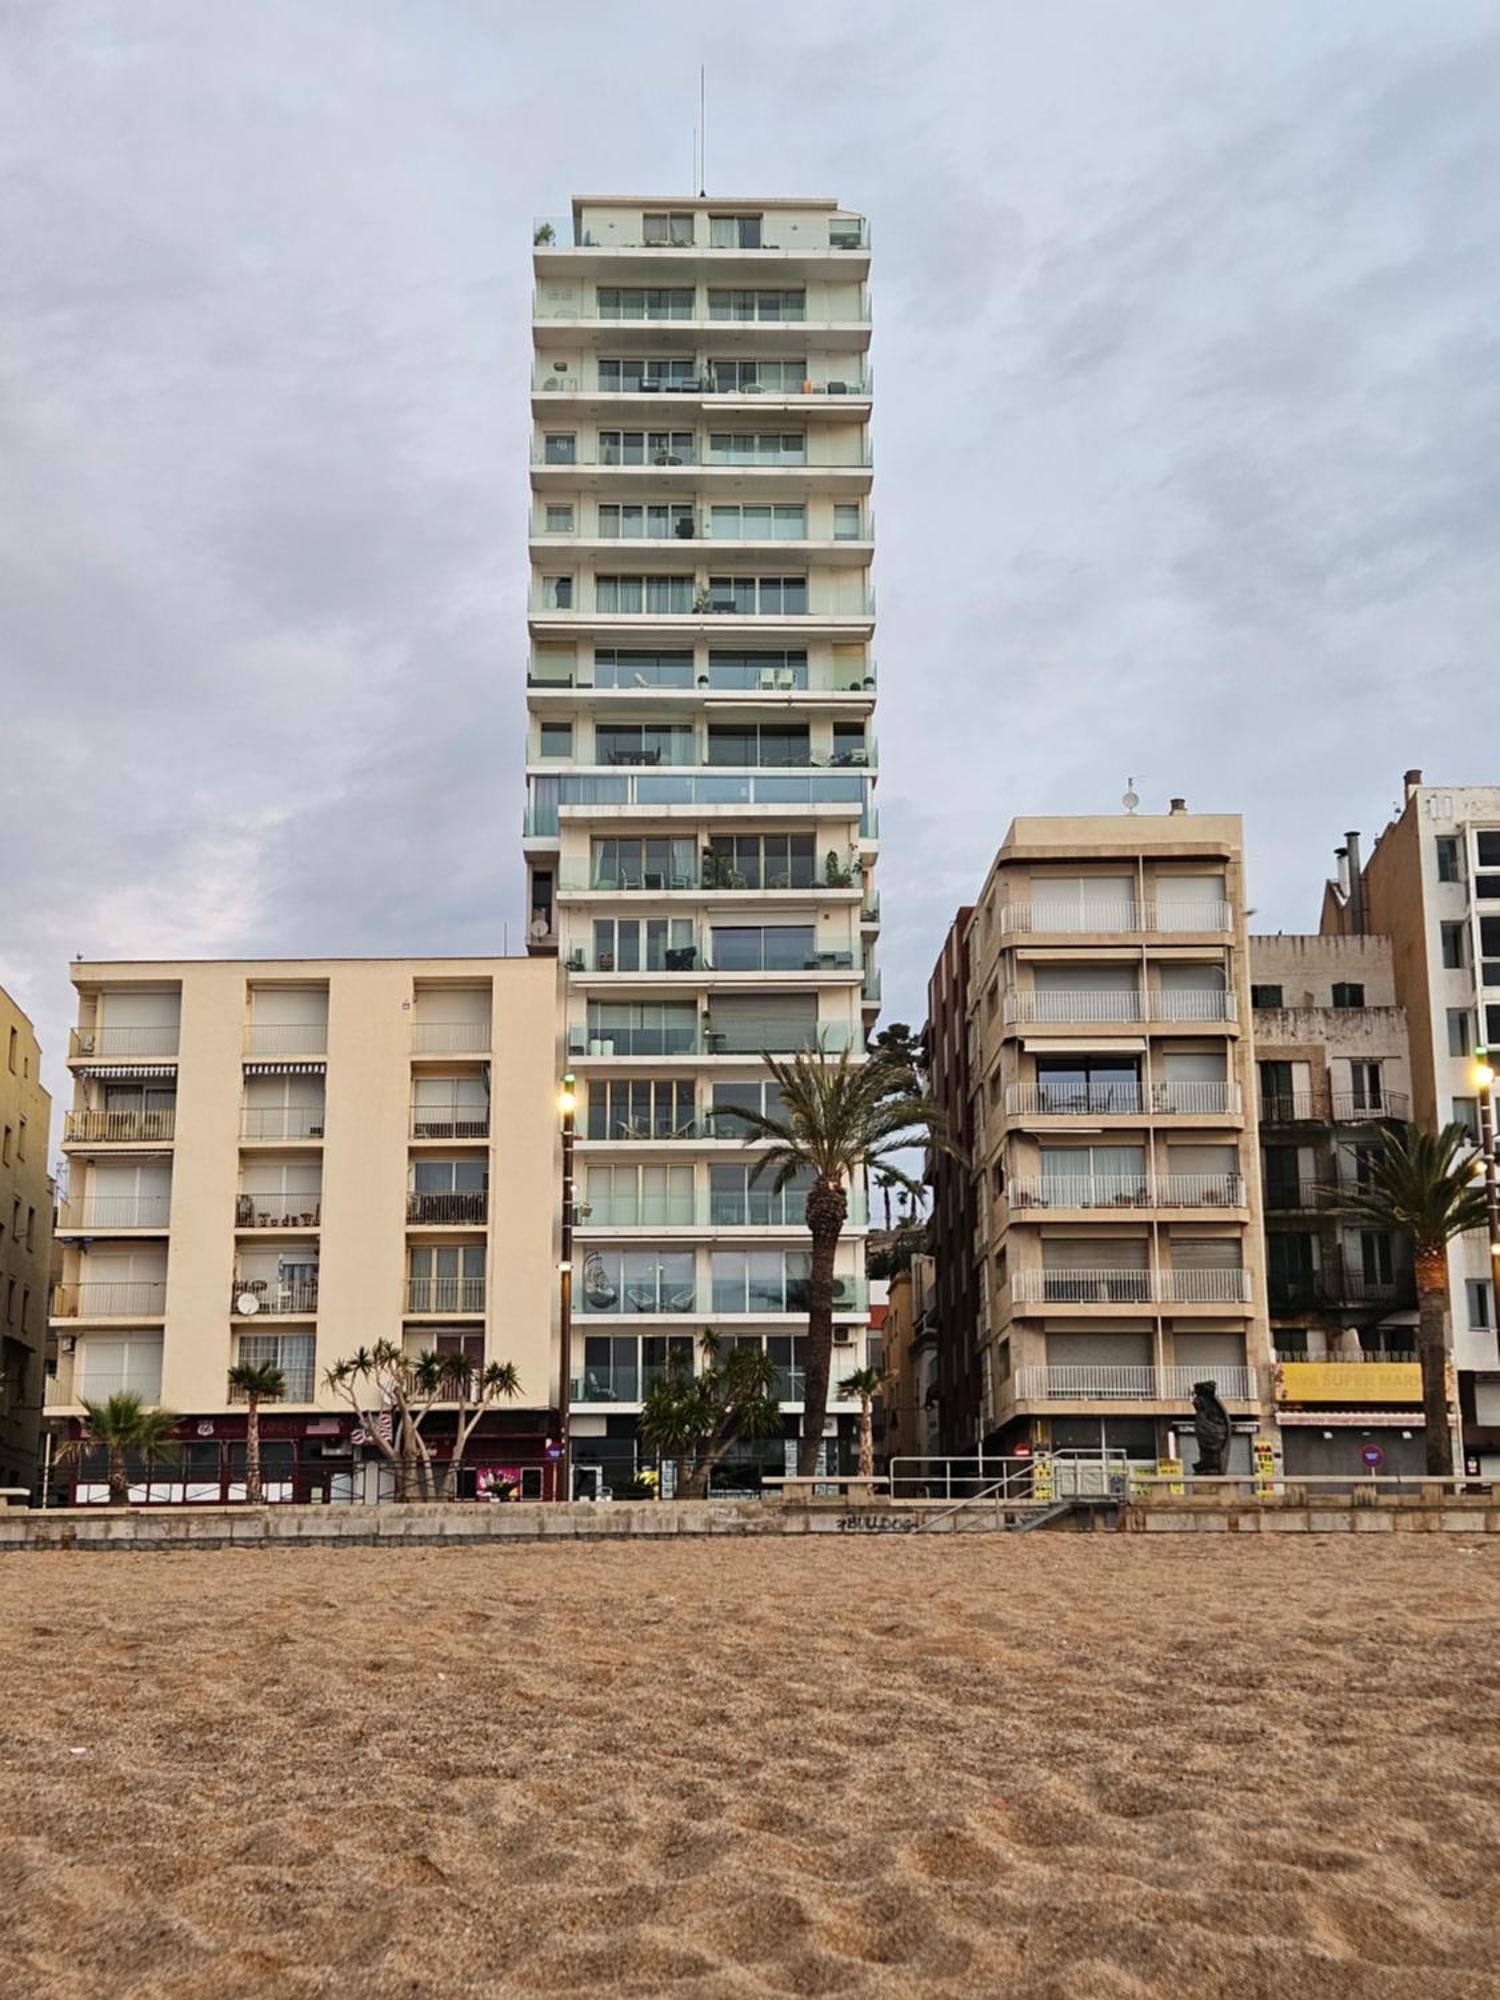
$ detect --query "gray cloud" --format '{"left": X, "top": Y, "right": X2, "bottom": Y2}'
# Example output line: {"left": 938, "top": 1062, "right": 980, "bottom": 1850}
{"left": 2, "top": 0, "right": 1497, "bottom": 1113}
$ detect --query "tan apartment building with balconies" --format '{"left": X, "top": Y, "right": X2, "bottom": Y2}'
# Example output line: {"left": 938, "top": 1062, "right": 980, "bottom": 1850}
{"left": 0, "top": 986, "right": 52, "bottom": 1493}
{"left": 522, "top": 196, "right": 879, "bottom": 1491}
{"left": 50, "top": 957, "right": 562, "bottom": 1502}
{"left": 956, "top": 806, "right": 1277, "bottom": 1476}
{"left": 1248, "top": 932, "right": 1425, "bottom": 1476}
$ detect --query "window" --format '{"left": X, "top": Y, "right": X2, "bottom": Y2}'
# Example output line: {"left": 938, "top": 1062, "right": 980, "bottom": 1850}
{"left": 708, "top": 431, "right": 806, "bottom": 466}
{"left": 710, "top": 925, "right": 817, "bottom": 972}
{"left": 596, "top": 722, "right": 692, "bottom": 766}
{"left": 589, "top": 835, "right": 697, "bottom": 891}
{"left": 1449, "top": 1009, "right": 1473, "bottom": 1058}
{"left": 1, "top": 1127, "right": 9, "bottom": 1166}
{"left": 1468, "top": 1280, "right": 1494, "bottom": 1329}
{"left": 25, "top": 1208, "right": 34, "bottom": 1252}
{"left": 598, "top": 502, "right": 695, "bottom": 540}
{"left": 538, "top": 722, "right": 572, "bottom": 760}
{"left": 585, "top": 1000, "right": 697, "bottom": 1057}
{"left": 590, "top": 916, "right": 695, "bottom": 973}
{"left": 598, "top": 430, "right": 695, "bottom": 466}
{"left": 594, "top": 649, "right": 694, "bottom": 689}
{"left": 236, "top": 1333, "right": 317, "bottom": 1402}
{"left": 708, "top": 1163, "right": 814, "bottom": 1226}
{"left": 544, "top": 504, "right": 574, "bottom": 533}
{"left": 77, "top": 1333, "right": 164, "bottom": 1401}
{"left": 542, "top": 432, "right": 576, "bottom": 465}
{"left": 1348, "top": 1061, "right": 1383, "bottom": 1110}
{"left": 587, "top": 1077, "right": 696, "bottom": 1143}
{"left": 706, "top": 574, "right": 807, "bottom": 614}
{"left": 597, "top": 286, "right": 694, "bottom": 320}
{"left": 595, "top": 575, "right": 694, "bottom": 614}
{"left": 1477, "top": 832, "right": 1500, "bottom": 868}
{"left": 1442, "top": 922, "right": 1467, "bottom": 970}
{"left": 16, "top": 1118, "right": 25, "bottom": 1160}
{"left": 706, "top": 649, "right": 808, "bottom": 691}
{"left": 706, "top": 723, "right": 809, "bottom": 768}
{"left": 708, "top": 503, "right": 806, "bottom": 540}
{"left": 1250, "top": 984, "right": 1283, "bottom": 1009}
{"left": 711, "top": 1249, "right": 817, "bottom": 1314}
{"left": 597, "top": 356, "right": 697, "bottom": 393}
{"left": 1331, "top": 983, "right": 1364, "bottom": 1010}
{"left": 6, "top": 1027, "right": 14, "bottom": 1071}
{"left": 582, "top": 1248, "right": 696, "bottom": 1314}
{"left": 707, "top": 288, "right": 805, "bottom": 321}
{"left": 706, "top": 831, "right": 815, "bottom": 890}
{"left": 1437, "top": 835, "right": 1462, "bottom": 883}
{"left": 709, "top": 357, "right": 808, "bottom": 392}
{"left": 643, "top": 211, "right": 695, "bottom": 246}
{"left": 711, "top": 1078, "right": 786, "bottom": 1135}
{"left": 541, "top": 575, "right": 573, "bottom": 609}
{"left": 1452, "top": 1095, "right": 1480, "bottom": 1140}
{"left": 708, "top": 213, "right": 762, "bottom": 248}
{"left": 833, "top": 504, "right": 862, "bottom": 541}
{"left": 831, "top": 724, "right": 868, "bottom": 766}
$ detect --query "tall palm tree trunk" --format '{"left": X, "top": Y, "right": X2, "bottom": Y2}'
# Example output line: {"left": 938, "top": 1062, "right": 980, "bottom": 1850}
{"left": 798, "top": 1179, "right": 847, "bottom": 1476}
{"left": 1416, "top": 1250, "right": 1455, "bottom": 1479}
{"left": 108, "top": 1444, "right": 128, "bottom": 1506}
{"left": 857, "top": 1395, "right": 874, "bottom": 1480}
{"left": 244, "top": 1393, "right": 263, "bottom": 1505}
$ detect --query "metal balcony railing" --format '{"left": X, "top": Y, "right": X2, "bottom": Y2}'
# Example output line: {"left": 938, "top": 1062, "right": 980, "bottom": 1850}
{"left": 1007, "top": 1174, "right": 1244, "bottom": 1211}
{"left": 1258, "top": 1092, "right": 1318, "bottom": 1123}
{"left": 564, "top": 943, "right": 857, "bottom": 975}
{"left": 1263, "top": 1180, "right": 1322, "bottom": 1212}
{"left": 244, "top": 1021, "right": 328, "bottom": 1057}
{"left": 1331, "top": 1091, "right": 1410, "bottom": 1122}
{"left": 64, "top": 1108, "right": 176, "bottom": 1144}
{"left": 240, "top": 1106, "right": 326, "bottom": 1141}
{"left": 66, "top": 1194, "right": 172, "bottom": 1230}
{"left": 1011, "top": 1268, "right": 1251, "bottom": 1306}
{"left": 405, "top": 1190, "right": 489, "bottom": 1226}
{"left": 54, "top": 1280, "right": 167, "bottom": 1318}
{"left": 231, "top": 1279, "right": 319, "bottom": 1315}
{"left": 405, "top": 1277, "right": 486, "bottom": 1315}
{"left": 69, "top": 1024, "right": 179, "bottom": 1060}
{"left": 410, "top": 1107, "right": 491, "bottom": 1140}
{"left": 1004, "top": 1082, "right": 1241, "bottom": 1118}
{"left": 1012, "top": 1365, "right": 1258, "bottom": 1403}
{"left": 1003, "top": 989, "right": 1237, "bottom": 1025}
{"left": 236, "top": 1195, "right": 322, "bottom": 1229}
{"left": 411, "top": 1021, "right": 492, "bottom": 1054}
{"left": 997, "top": 901, "right": 1232, "bottom": 936}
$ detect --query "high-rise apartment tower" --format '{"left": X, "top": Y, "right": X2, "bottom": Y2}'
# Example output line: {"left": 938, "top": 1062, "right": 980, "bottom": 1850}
{"left": 523, "top": 196, "right": 880, "bottom": 1489}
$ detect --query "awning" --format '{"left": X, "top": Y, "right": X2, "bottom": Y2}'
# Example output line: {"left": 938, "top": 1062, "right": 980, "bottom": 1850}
{"left": 88, "top": 1065, "right": 177, "bottom": 1081}
{"left": 1021, "top": 1038, "right": 1147, "bottom": 1054}
{"left": 1276, "top": 1410, "right": 1425, "bottom": 1426}
{"left": 243, "top": 1062, "right": 327, "bottom": 1077}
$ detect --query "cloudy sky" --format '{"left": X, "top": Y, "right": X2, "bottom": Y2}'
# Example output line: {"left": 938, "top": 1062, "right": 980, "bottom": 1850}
{"left": 3, "top": 0, "right": 1496, "bottom": 1120}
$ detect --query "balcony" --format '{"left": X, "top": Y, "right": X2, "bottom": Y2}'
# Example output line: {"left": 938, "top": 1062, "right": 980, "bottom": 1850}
{"left": 1008, "top": 1174, "right": 1245, "bottom": 1212}
{"left": 1011, "top": 1364, "right": 1259, "bottom": 1404}
{"left": 229, "top": 1362, "right": 316, "bottom": 1403}
{"left": 69, "top": 1024, "right": 179, "bottom": 1062}
{"left": 54, "top": 1280, "right": 167, "bottom": 1318}
{"left": 63, "top": 1108, "right": 176, "bottom": 1145}
{"left": 1004, "top": 1081, "right": 1241, "bottom": 1119}
{"left": 1011, "top": 1268, "right": 1250, "bottom": 1307}
{"left": 1003, "top": 990, "right": 1237, "bottom": 1025}
{"left": 410, "top": 1107, "right": 491, "bottom": 1140}
{"left": 998, "top": 901, "right": 1231, "bottom": 937}
{"left": 529, "top": 584, "right": 876, "bottom": 622}
{"left": 1263, "top": 1179, "right": 1322, "bottom": 1212}
{"left": 405, "top": 1277, "right": 486, "bottom": 1315}
{"left": 1273, "top": 1359, "right": 1422, "bottom": 1403}
{"left": 244, "top": 1021, "right": 328, "bottom": 1058}
{"left": 575, "top": 1190, "right": 865, "bottom": 1229}
{"left": 532, "top": 215, "right": 870, "bottom": 259}
{"left": 411, "top": 1021, "right": 492, "bottom": 1054}
{"left": 1258, "top": 1093, "right": 1318, "bottom": 1124}
{"left": 62, "top": 1194, "right": 172, "bottom": 1231}
{"left": 564, "top": 942, "right": 857, "bottom": 975}
{"left": 406, "top": 1191, "right": 489, "bottom": 1226}
{"left": 529, "top": 659, "right": 876, "bottom": 696}
{"left": 231, "top": 1278, "right": 319, "bottom": 1315}
{"left": 530, "top": 442, "right": 873, "bottom": 473}
{"left": 240, "top": 1106, "right": 326, "bottom": 1141}
{"left": 1266, "top": 1262, "right": 1418, "bottom": 1312}
{"left": 534, "top": 743, "right": 879, "bottom": 774}
{"left": 568, "top": 1021, "right": 859, "bottom": 1059}
{"left": 581, "top": 1276, "right": 869, "bottom": 1316}
{"left": 236, "top": 1195, "right": 322, "bottom": 1229}
{"left": 1331, "top": 1091, "right": 1410, "bottom": 1123}
{"left": 557, "top": 860, "right": 860, "bottom": 894}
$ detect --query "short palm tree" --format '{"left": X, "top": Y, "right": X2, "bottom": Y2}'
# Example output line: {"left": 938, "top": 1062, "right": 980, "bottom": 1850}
{"left": 1330, "top": 1121, "right": 1489, "bottom": 1477}
{"left": 227, "top": 1361, "right": 286, "bottom": 1505}
{"left": 839, "top": 1365, "right": 891, "bottom": 1479}
{"left": 639, "top": 1332, "right": 781, "bottom": 1498}
{"left": 735, "top": 1043, "right": 948, "bottom": 1475}
{"left": 75, "top": 1392, "right": 179, "bottom": 1506}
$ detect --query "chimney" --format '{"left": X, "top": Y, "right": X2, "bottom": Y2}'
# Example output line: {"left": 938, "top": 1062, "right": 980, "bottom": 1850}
{"left": 1334, "top": 845, "right": 1350, "bottom": 898}
{"left": 1345, "top": 831, "right": 1364, "bottom": 935}
{"left": 1168, "top": 797, "right": 1187, "bottom": 815}
{"left": 1404, "top": 768, "right": 1423, "bottom": 800}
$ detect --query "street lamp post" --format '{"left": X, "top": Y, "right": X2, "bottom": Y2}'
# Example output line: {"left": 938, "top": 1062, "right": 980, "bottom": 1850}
{"left": 556, "top": 1072, "right": 576, "bottom": 1502}
{"left": 1474, "top": 1054, "right": 1500, "bottom": 1252}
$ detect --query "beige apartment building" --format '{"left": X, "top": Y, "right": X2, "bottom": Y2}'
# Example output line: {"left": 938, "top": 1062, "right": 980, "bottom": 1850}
{"left": 522, "top": 195, "right": 880, "bottom": 1491}
{"left": 1321, "top": 772, "right": 1500, "bottom": 1473}
{"left": 955, "top": 806, "right": 1277, "bottom": 1475}
{"left": 0, "top": 987, "right": 52, "bottom": 1493}
{"left": 49, "top": 958, "right": 562, "bottom": 1502}
{"left": 1249, "top": 932, "right": 1425, "bottom": 1476}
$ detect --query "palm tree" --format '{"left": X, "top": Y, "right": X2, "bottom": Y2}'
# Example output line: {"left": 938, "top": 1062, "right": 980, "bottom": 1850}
{"left": 75, "top": 1392, "right": 180, "bottom": 1506}
{"left": 436, "top": 1352, "right": 522, "bottom": 1499}
{"left": 227, "top": 1360, "right": 286, "bottom": 1505}
{"left": 735, "top": 1043, "right": 948, "bottom": 1476}
{"left": 839, "top": 1365, "right": 890, "bottom": 1480}
{"left": 639, "top": 1331, "right": 781, "bottom": 1498}
{"left": 1330, "top": 1120, "right": 1489, "bottom": 1477}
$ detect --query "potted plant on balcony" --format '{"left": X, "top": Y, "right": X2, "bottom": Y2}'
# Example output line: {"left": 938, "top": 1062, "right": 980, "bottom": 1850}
{"left": 533, "top": 222, "right": 555, "bottom": 245}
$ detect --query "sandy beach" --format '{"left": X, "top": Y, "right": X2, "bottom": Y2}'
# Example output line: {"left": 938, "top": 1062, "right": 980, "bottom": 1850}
{"left": 2, "top": 1537, "right": 1499, "bottom": 1998}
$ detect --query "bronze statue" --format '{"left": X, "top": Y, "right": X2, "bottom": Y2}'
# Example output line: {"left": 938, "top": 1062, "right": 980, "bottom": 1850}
{"left": 1191, "top": 1380, "right": 1232, "bottom": 1476}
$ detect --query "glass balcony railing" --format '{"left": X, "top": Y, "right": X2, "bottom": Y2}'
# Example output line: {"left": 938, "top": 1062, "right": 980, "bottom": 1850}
{"left": 579, "top": 1275, "right": 868, "bottom": 1316}
{"left": 527, "top": 659, "right": 877, "bottom": 693}
{"left": 529, "top": 585, "right": 876, "bottom": 618}
{"left": 564, "top": 942, "right": 858, "bottom": 975}
{"left": 532, "top": 365, "right": 873, "bottom": 394}
{"left": 556, "top": 861, "right": 861, "bottom": 893}
{"left": 533, "top": 216, "right": 870, "bottom": 253}
{"left": 568, "top": 1021, "right": 860, "bottom": 1058}
{"left": 530, "top": 772, "right": 871, "bottom": 823}
{"left": 531, "top": 442, "right": 873, "bottom": 471}
{"left": 532, "top": 742, "right": 878, "bottom": 774}
{"left": 574, "top": 1190, "right": 866, "bottom": 1228}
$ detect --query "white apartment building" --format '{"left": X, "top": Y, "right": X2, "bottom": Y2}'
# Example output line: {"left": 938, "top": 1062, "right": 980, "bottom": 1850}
{"left": 1323, "top": 773, "right": 1500, "bottom": 1471}
{"left": 522, "top": 196, "right": 879, "bottom": 1491}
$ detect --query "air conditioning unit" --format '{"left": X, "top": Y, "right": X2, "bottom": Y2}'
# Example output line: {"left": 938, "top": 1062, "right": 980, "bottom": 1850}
{"left": 833, "top": 1328, "right": 854, "bottom": 1344}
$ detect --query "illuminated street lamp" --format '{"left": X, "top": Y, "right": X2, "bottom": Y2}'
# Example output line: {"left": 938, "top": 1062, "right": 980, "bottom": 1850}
{"left": 556, "top": 1072, "right": 576, "bottom": 1501}
{"left": 1475, "top": 1053, "right": 1500, "bottom": 1263}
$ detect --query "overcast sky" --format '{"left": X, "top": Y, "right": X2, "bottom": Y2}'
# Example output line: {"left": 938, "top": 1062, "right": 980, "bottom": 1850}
{"left": 3, "top": 0, "right": 1497, "bottom": 1124}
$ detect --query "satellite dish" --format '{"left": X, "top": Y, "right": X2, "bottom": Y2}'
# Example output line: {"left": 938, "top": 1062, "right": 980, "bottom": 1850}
{"left": 236, "top": 1293, "right": 261, "bottom": 1315}
{"left": 529, "top": 917, "right": 549, "bottom": 939}
{"left": 1122, "top": 775, "right": 1140, "bottom": 815}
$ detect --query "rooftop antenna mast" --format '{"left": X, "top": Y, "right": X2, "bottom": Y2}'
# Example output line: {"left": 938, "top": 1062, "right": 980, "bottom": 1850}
{"left": 699, "top": 65, "right": 706, "bottom": 196}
